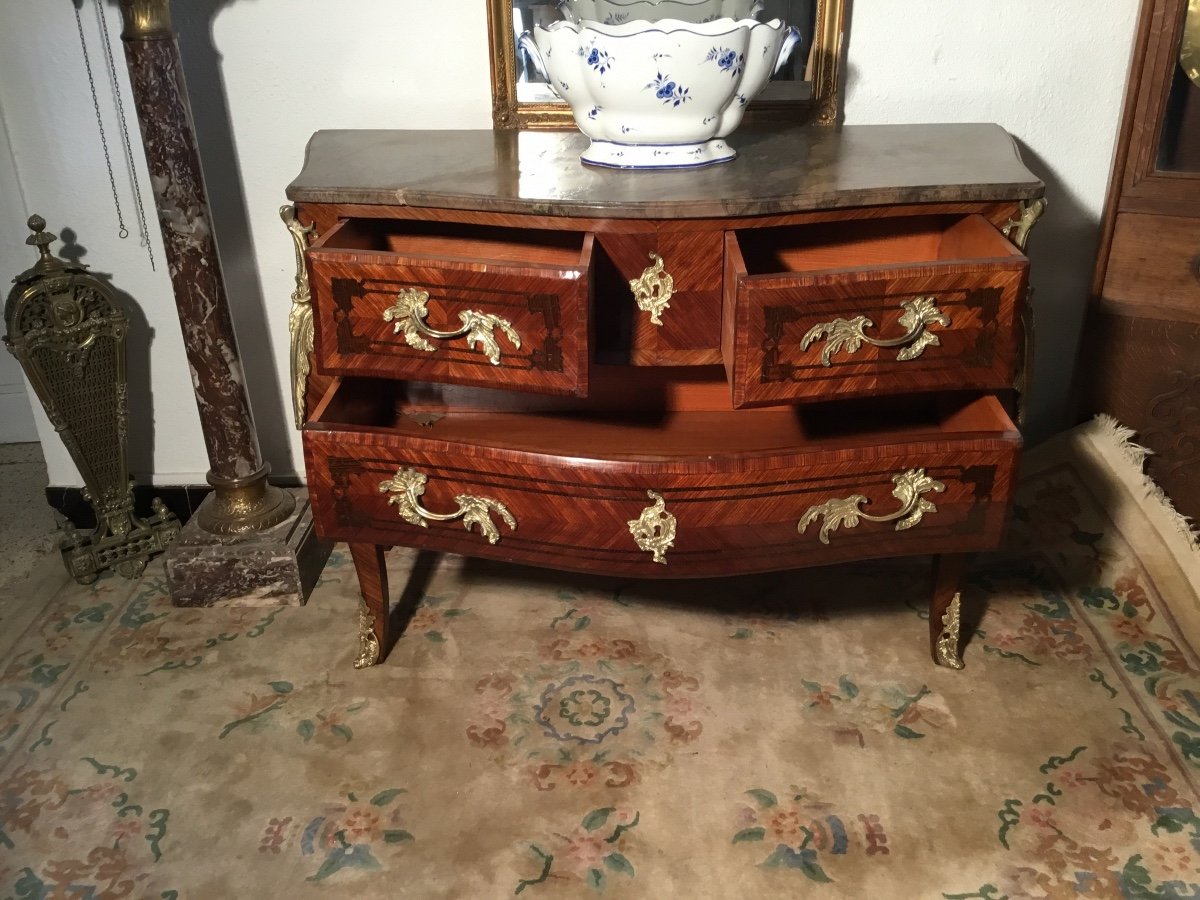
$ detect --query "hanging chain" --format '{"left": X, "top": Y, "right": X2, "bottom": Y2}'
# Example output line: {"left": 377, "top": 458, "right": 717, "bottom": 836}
{"left": 73, "top": 0, "right": 156, "bottom": 271}
{"left": 74, "top": 0, "right": 128, "bottom": 240}
{"left": 93, "top": 0, "right": 155, "bottom": 271}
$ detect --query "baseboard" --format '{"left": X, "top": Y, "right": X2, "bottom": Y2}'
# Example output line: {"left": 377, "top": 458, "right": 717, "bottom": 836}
{"left": 46, "top": 484, "right": 211, "bottom": 529}
{"left": 46, "top": 477, "right": 303, "bottom": 529}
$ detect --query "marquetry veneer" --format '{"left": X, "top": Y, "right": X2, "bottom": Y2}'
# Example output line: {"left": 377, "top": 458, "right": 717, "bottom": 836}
{"left": 287, "top": 124, "right": 1045, "bottom": 670}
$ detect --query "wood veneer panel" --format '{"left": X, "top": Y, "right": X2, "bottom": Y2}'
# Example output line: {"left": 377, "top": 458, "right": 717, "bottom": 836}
{"left": 594, "top": 229, "right": 724, "bottom": 366}
{"left": 307, "top": 223, "right": 592, "bottom": 396}
{"left": 309, "top": 376, "right": 1017, "bottom": 462}
{"left": 297, "top": 200, "right": 1025, "bottom": 237}
{"left": 1100, "top": 212, "right": 1200, "bottom": 324}
{"left": 1080, "top": 310, "right": 1200, "bottom": 520}
{"left": 303, "top": 382, "right": 1019, "bottom": 579}
{"left": 318, "top": 218, "right": 585, "bottom": 267}
{"left": 725, "top": 216, "right": 1028, "bottom": 407}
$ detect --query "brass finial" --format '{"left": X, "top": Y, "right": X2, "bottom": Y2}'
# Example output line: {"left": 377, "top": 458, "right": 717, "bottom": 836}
{"left": 22, "top": 215, "right": 65, "bottom": 277}
{"left": 26, "top": 215, "right": 55, "bottom": 258}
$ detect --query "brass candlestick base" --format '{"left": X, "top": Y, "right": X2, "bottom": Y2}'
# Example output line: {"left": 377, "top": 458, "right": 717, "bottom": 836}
{"left": 198, "top": 466, "right": 297, "bottom": 535}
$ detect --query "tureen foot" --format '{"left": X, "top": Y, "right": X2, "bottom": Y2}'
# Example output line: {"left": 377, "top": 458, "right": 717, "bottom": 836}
{"left": 580, "top": 139, "right": 737, "bottom": 169}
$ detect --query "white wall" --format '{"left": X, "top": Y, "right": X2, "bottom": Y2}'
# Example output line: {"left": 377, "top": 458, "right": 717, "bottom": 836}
{"left": 0, "top": 99, "right": 39, "bottom": 444}
{"left": 843, "top": 1, "right": 1140, "bottom": 438}
{"left": 0, "top": 0, "right": 1135, "bottom": 486}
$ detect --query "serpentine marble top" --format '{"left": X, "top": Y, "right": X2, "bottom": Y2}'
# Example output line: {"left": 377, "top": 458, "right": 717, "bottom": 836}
{"left": 286, "top": 123, "right": 1044, "bottom": 219}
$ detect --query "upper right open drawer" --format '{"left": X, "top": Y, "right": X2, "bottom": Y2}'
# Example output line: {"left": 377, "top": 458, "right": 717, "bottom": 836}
{"left": 722, "top": 214, "right": 1028, "bottom": 408}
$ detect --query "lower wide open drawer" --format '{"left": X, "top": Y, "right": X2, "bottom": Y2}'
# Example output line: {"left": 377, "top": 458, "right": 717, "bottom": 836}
{"left": 302, "top": 370, "right": 1022, "bottom": 578}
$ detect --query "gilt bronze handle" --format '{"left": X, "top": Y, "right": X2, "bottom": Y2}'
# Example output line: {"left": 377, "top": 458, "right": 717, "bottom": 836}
{"left": 798, "top": 468, "right": 946, "bottom": 545}
{"left": 383, "top": 288, "right": 521, "bottom": 365}
{"left": 378, "top": 467, "right": 516, "bottom": 545}
{"left": 800, "top": 297, "right": 950, "bottom": 367}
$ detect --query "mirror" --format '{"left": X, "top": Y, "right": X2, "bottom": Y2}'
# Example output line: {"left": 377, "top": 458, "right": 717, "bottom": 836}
{"left": 488, "top": 0, "right": 846, "bottom": 129}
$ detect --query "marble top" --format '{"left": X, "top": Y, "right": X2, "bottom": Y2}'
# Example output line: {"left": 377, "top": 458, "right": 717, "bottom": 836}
{"left": 286, "top": 123, "right": 1044, "bottom": 219}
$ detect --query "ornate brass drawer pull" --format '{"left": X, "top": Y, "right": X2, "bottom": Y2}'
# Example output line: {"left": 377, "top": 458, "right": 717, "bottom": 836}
{"left": 800, "top": 297, "right": 950, "bottom": 367}
{"left": 629, "top": 252, "right": 674, "bottom": 326}
{"left": 798, "top": 468, "right": 946, "bottom": 544}
{"left": 383, "top": 288, "right": 521, "bottom": 365}
{"left": 627, "top": 490, "right": 676, "bottom": 564}
{"left": 378, "top": 467, "right": 516, "bottom": 545}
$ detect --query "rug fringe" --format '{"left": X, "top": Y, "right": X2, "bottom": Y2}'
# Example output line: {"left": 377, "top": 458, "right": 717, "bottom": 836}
{"left": 1088, "top": 413, "right": 1199, "bottom": 551}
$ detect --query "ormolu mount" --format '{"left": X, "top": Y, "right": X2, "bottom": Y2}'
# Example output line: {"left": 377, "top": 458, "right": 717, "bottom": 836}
{"left": 3, "top": 216, "right": 178, "bottom": 583}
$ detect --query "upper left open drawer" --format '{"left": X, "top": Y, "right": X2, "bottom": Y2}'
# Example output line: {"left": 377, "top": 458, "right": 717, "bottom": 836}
{"left": 306, "top": 218, "right": 593, "bottom": 397}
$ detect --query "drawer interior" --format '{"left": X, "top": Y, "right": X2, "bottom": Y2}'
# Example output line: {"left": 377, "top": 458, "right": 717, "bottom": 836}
{"left": 315, "top": 217, "right": 587, "bottom": 267}
{"left": 308, "top": 369, "right": 1019, "bottom": 460}
{"left": 735, "top": 214, "right": 1023, "bottom": 276}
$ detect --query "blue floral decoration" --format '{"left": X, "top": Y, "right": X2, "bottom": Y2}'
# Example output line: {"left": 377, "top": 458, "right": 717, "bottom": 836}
{"left": 586, "top": 46, "right": 614, "bottom": 75}
{"left": 706, "top": 47, "right": 744, "bottom": 78}
{"left": 645, "top": 72, "right": 691, "bottom": 107}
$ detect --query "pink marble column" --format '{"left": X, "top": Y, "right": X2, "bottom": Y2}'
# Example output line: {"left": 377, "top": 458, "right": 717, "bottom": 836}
{"left": 117, "top": 0, "right": 293, "bottom": 534}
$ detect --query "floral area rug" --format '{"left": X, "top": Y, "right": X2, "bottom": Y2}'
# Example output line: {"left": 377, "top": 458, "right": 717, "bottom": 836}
{"left": 1, "top": 417, "right": 1198, "bottom": 899}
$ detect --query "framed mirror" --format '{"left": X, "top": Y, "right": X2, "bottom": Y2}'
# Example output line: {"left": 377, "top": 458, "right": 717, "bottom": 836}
{"left": 488, "top": 0, "right": 847, "bottom": 129}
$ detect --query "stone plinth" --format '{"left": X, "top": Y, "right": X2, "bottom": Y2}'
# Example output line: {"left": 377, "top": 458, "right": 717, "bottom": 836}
{"left": 164, "top": 489, "right": 330, "bottom": 607}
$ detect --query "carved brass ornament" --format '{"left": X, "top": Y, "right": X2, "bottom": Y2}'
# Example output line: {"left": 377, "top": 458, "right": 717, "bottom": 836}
{"left": 800, "top": 297, "right": 950, "bottom": 366}
{"left": 281, "top": 205, "right": 316, "bottom": 430}
{"left": 378, "top": 467, "right": 516, "bottom": 545}
{"left": 798, "top": 468, "right": 946, "bottom": 545}
{"left": 355, "top": 600, "right": 382, "bottom": 669}
{"left": 4, "top": 216, "right": 179, "bottom": 583}
{"left": 383, "top": 288, "right": 520, "bottom": 365}
{"left": 936, "top": 592, "right": 965, "bottom": 670}
{"left": 627, "top": 490, "right": 677, "bottom": 564}
{"left": 629, "top": 253, "right": 674, "bottom": 327}
{"left": 1001, "top": 198, "right": 1047, "bottom": 251}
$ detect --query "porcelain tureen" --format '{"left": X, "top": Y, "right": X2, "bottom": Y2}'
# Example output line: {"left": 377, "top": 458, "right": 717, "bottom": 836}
{"left": 557, "top": 0, "right": 764, "bottom": 25}
{"left": 521, "top": 16, "right": 800, "bottom": 169}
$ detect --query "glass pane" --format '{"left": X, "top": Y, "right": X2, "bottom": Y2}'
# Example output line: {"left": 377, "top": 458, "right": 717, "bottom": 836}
{"left": 1159, "top": 1, "right": 1200, "bottom": 172}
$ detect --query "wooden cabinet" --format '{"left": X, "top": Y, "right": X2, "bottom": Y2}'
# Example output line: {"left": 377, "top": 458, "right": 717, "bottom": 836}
{"left": 286, "top": 124, "right": 1043, "bottom": 670}
{"left": 1083, "top": 0, "right": 1200, "bottom": 519}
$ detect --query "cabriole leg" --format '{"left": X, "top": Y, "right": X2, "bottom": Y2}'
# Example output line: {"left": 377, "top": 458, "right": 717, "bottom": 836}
{"left": 350, "top": 542, "right": 391, "bottom": 668}
{"left": 931, "top": 553, "right": 967, "bottom": 669}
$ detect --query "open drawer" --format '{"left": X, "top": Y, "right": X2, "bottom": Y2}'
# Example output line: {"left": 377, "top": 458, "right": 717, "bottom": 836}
{"left": 723, "top": 214, "right": 1028, "bottom": 408}
{"left": 306, "top": 218, "right": 593, "bottom": 396}
{"left": 303, "top": 370, "right": 1022, "bottom": 579}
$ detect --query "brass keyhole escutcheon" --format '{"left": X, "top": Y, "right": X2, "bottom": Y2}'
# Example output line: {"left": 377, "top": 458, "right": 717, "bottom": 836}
{"left": 629, "top": 252, "right": 674, "bottom": 326}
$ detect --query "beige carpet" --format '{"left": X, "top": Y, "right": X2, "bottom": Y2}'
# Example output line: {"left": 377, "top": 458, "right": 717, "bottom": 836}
{"left": 1, "top": 418, "right": 1197, "bottom": 899}
{"left": 0, "top": 443, "right": 58, "bottom": 596}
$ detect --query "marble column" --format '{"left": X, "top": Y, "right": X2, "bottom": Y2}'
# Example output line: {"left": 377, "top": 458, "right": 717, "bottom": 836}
{"left": 118, "top": 0, "right": 328, "bottom": 605}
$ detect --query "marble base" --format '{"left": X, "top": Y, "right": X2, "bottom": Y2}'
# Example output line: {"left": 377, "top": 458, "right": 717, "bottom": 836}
{"left": 164, "top": 488, "right": 331, "bottom": 608}
{"left": 580, "top": 138, "right": 736, "bottom": 169}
